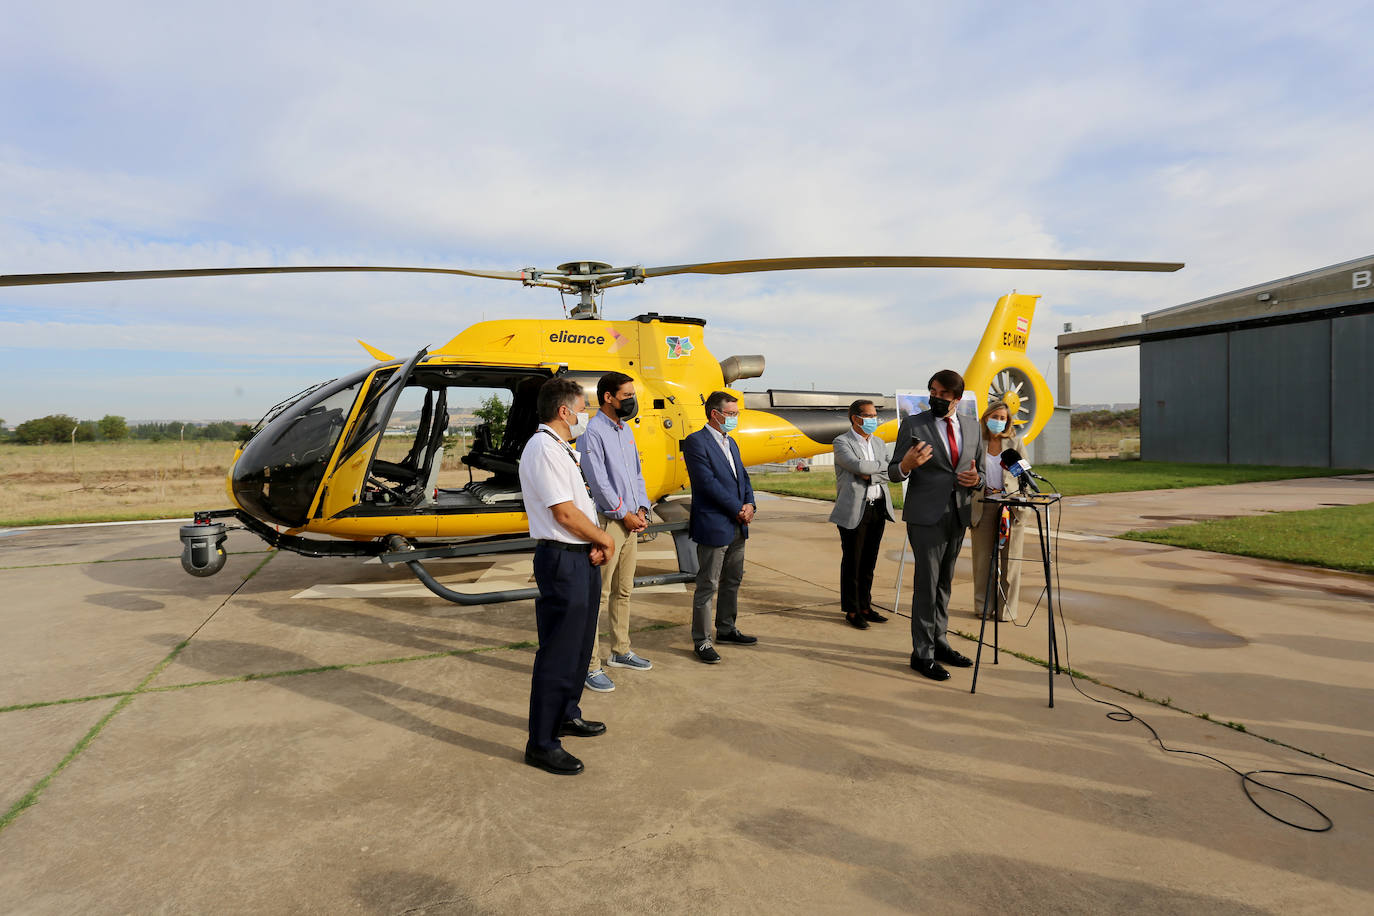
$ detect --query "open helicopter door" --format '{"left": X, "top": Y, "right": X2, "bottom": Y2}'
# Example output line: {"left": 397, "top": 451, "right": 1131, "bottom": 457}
{"left": 314, "top": 347, "right": 429, "bottom": 520}
{"left": 962, "top": 293, "right": 1055, "bottom": 443}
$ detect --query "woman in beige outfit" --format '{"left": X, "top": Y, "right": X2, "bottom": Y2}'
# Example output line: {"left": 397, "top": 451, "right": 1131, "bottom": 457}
{"left": 969, "top": 400, "right": 1026, "bottom": 622}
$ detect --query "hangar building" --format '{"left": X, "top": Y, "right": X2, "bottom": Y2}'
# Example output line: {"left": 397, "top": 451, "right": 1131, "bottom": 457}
{"left": 1056, "top": 254, "right": 1374, "bottom": 467}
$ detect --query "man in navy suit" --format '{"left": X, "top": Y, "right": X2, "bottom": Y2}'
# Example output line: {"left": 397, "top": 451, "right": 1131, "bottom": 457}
{"left": 681, "top": 391, "right": 759, "bottom": 664}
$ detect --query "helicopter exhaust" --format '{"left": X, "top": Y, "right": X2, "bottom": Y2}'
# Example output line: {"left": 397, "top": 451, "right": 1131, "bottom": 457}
{"left": 719, "top": 354, "right": 765, "bottom": 385}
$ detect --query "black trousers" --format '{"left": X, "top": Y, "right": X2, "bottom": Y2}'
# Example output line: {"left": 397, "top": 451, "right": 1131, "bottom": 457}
{"left": 527, "top": 543, "right": 602, "bottom": 754}
{"left": 838, "top": 500, "right": 887, "bottom": 615}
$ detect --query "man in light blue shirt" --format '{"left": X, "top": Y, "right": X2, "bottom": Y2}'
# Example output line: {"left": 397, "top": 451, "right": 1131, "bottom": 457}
{"left": 579, "top": 371, "right": 654, "bottom": 691}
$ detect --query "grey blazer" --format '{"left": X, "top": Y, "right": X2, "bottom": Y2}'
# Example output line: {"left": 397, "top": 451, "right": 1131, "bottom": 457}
{"left": 887, "top": 410, "right": 985, "bottom": 528}
{"left": 828, "top": 430, "right": 896, "bottom": 528}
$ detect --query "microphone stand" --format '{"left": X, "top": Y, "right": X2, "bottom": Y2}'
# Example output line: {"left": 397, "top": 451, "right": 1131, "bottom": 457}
{"left": 970, "top": 485, "right": 1063, "bottom": 707}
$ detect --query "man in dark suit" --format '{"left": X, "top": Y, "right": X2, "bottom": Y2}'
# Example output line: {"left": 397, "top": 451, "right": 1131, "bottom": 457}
{"left": 681, "top": 390, "right": 758, "bottom": 664}
{"left": 888, "top": 370, "right": 985, "bottom": 681}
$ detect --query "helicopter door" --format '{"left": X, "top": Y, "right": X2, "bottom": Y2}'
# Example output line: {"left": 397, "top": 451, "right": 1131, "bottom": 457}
{"left": 315, "top": 347, "right": 428, "bottom": 519}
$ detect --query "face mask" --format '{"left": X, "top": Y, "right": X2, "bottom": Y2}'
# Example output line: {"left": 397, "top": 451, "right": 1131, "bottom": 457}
{"left": 615, "top": 395, "right": 638, "bottom": 420}
{"left": 860, "top": 417, "right": 879, "bottom": 435}
{"left": 986, "top": 418, "right": 1007, "bottom": 434}
{"left": 928, "top": 396, "right": 952, "bottom": 417}
{"left": 565, "top": 409, "right": 589, "bottom": 438}
{"left": 720, "top": 414, "right": 739, "bottom": 433}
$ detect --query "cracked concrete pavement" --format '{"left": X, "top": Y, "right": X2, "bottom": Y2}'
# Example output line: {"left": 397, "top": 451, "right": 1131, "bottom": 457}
{"left": 0, "top": 475, "right": 1371, "bottom": 914}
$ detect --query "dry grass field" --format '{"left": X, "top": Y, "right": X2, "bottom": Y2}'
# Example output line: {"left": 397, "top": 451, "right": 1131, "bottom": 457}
{"left": 0, "top": 439, "right": 480, "bottom": 527}
{"left": 1070, "top": 422, "right": 1141, "bottom": 458}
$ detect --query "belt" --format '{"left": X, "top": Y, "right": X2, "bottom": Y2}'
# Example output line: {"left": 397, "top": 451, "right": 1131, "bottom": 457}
{"left": 536, "top": 539, "right": 591, "bottom": 553}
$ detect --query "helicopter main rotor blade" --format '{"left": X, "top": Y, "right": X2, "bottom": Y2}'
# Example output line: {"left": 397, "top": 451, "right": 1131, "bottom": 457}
{"left": 0, "top": 265, "right": 529, "bottom": 288}
{"left": 640, "top": 256, "right": 1184, "bottom": 277}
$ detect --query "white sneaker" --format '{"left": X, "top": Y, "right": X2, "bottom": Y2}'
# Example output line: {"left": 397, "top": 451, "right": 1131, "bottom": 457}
{"left": 606, "top": 650, "right": 653, "bottom": 670}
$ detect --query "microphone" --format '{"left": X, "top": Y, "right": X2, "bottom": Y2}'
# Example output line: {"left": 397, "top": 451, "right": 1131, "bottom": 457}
{"left": 999, "top": 448, "right": 1041, "bottom": 493}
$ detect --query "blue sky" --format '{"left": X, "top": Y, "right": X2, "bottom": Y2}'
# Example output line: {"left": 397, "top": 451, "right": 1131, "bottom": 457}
{"left": 2, "top": 0, "right": 1372, "bottom": 423}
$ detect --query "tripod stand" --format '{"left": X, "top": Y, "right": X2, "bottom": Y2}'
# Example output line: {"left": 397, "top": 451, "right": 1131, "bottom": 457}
{"left": 970, "top": 490, "right": 1063, "bottom": 707}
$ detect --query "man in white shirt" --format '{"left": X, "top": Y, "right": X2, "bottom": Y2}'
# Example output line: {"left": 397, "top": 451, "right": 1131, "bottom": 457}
{"left": 829, "top": 399, "right": 896, "bottom": 630}
{"left": 518, "top": 377, "right": 616, "bottom": 775}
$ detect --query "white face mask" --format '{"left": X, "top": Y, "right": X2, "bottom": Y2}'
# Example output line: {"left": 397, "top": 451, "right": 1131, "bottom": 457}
{"left": 568, "top": 411, "right": 589, "bottom": 439}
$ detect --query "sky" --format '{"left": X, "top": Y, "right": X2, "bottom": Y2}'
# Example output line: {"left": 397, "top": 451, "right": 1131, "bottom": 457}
{"left": 2, "top": 0, "right": 1372, "bottom": 424}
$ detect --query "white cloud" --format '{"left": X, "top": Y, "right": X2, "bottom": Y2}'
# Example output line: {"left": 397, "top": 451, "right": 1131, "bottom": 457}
{"left": 2, "top": 1, "right": 1372, "bottom": 421}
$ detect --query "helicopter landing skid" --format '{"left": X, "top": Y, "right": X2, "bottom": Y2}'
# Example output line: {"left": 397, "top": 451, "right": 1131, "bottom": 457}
{"left": 383, "top": 520, "right": 698, "bottom": 606}
{"left": 181, "top": 510, "right": 699, "bottom": 607}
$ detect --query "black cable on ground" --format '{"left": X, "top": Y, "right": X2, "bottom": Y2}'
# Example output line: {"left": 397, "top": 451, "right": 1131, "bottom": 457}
{"left": 1036, "top": 478, "right": 1374, "bottom": 832}
{"left": 876, "top": 479, "right": 1373, "bottom": 831}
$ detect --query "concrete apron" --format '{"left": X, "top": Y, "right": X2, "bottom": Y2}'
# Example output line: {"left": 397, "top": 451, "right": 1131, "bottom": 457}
{"left": 0, "top": 478, "right": 1370, "bottom": 914}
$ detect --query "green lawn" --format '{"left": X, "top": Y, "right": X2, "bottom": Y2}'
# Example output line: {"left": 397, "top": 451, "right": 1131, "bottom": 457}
{"left": 751, "top": 460, "right": 1367, "bottom": 507}
{"left": 1120, "top": 503, "right": 1374, "bottom": 575}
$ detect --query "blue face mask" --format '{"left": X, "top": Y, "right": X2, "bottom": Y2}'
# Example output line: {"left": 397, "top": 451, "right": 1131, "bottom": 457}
{"left": 986, "top": 418, "right": 1007, "bottom": 434}
{"left": 721, "top": 415, "right": 739, "bottom": 433}
{"left": 860, "top": 417, "right": 879, "bottom": 435}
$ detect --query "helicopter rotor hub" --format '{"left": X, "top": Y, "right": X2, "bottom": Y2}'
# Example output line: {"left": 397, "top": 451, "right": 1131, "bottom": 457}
{"left": 520, "top": 261, "right": 646, "bottom": 319}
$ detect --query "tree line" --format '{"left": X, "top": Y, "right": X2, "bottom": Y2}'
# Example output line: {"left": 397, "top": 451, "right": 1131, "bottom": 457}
{"left": 0, "top": 414, "right": 253, "bottom": 445}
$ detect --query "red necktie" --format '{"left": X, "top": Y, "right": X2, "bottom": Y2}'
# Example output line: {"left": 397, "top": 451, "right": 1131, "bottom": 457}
{"left": 944, "top": 418, "right": 960, "bottom": 466}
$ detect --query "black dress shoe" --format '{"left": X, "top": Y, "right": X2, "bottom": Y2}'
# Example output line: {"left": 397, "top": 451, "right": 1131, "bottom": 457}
{"left": 695, "top": 644, "right": 722, "bottom": 664}
{"left": 524, "top": 746, "right": 584, "bottom": 775}
{"left": 910, "top": 658, "right": 951, "bottom": 681}
{"left": 559, "top": 717, "right": 607, "bottom": 738}
{"left": 934, "top": 645, "right": 973, "bottom": 668}
{"left": 845, "top": 612, "right": 870, "bottom": 630}
{"left": 716, "top": 630, "right": 757, "bottom": 645}
{"left": 864, "top": 610, "right": 888, "bottom": 623}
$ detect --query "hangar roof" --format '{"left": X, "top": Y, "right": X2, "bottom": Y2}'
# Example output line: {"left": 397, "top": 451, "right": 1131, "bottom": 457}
{"left": 1059, "top": 253, "right": 1374, "bottom": 354}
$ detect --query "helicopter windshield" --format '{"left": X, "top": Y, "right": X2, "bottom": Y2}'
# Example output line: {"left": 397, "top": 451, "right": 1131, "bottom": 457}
{"left": 231, "top": 368, "right": 371, "bottom": 527}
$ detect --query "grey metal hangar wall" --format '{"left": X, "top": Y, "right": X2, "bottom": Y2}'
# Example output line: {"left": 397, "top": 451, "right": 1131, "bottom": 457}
{"left": 1141, "top": 259, "right": 1374, "bottom": 467}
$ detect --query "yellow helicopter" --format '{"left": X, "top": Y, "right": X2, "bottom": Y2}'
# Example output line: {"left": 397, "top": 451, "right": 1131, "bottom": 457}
{"left": 3, "top": 255, "right": 1181, "bottom": 601}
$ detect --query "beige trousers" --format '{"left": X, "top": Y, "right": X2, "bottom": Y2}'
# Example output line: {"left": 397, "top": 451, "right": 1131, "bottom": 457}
{"left": 589, "top": 515, "right": 638, "bottom": 670}
{"left": 970, "top": 503, "right": 1025, "bottom": 622}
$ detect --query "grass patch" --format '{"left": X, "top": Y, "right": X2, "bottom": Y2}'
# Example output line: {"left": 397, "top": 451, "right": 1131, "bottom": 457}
{"left": 1120, "top": 503, "right": 1374, "bottom": 574}
{"left": 0, "top": 512, "right": 196, "bottom": 529}
{"left": 1027, "top": 460, "right": 1366, "bottom": 496}
{"left": 751, "top": 460, "right": 1367, "bottom": 505}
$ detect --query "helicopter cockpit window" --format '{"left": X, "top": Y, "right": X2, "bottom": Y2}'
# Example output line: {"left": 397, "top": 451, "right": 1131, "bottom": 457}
{"left": 231, "top": 369, "right": 370, "bottom": 528}
{"left": 326, "top": 364, "right": 555, "bottom": 518}
{"left": 367, "top": 385, "right": 449, "bottom": 504}
{"left": 335, "top": 367, "right": 399, "bottom": 465}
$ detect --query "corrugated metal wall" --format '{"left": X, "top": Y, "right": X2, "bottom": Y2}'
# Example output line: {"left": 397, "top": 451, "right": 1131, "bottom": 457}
{"left": 1332, "top": 313, "right": 1374, "bottom": 467}
{"left": 1230, "top": 322, "right": 1330, "bottom": 466}
{"left": 1141, "top": 333, "right": 1228, "bottom": 462}
{"left": 1142, "top": 314, "right": 1374, "bottom": 466}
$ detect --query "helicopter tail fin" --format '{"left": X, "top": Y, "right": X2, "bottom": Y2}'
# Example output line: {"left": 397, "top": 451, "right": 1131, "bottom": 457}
{"left": 962, "top": 292, "right": 1055, "bottom": 443}
{"left": 357, "top": 339, "right": 395, "bottom": 361}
